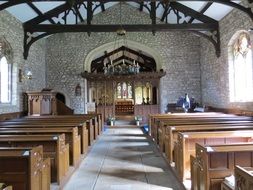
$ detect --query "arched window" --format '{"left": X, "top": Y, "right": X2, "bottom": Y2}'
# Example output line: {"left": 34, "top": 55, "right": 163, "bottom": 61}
{"left": 0, "top": 56, "right": 11, "bottom": 103}
{"left": 0, "top": 38, "right": 12, "bottom": 104}
{"left": 116, "top": 82, "right": 133, "bottom": 99}
{"left": 229, "top": 32, "right": 253, "bottom": 102}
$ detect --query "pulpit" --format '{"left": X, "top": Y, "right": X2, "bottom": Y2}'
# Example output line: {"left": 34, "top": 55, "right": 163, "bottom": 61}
{"left": 26, "top": 89, "right": 57, "bottom": 116}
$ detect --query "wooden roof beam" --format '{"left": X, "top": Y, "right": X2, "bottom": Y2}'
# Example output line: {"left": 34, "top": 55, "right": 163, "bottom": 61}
{"left": 139, "top": 1, "right": 144, "bottom": 11}
{"left": 170, "top": 2, "right": 217, "bottom": 23}
{"left": 161, "top": 1, "right": 170, "bottom": 22}
{"left": 74, "top": 5, "right": 85, "bottom": 22}
{"left": 24, "top": 23, "right": 218, "bottom": 33}
{"left": 100, "top": 2, "right": 105, "bottom": 11}
{"left": 188, "top": 2, "right": 213, "bottom": 23}
{"left": 27, "top": 2, "right": 56, "bottom": 24}
{"left": 23, "top": 3, "right": 71, "bottom": 26}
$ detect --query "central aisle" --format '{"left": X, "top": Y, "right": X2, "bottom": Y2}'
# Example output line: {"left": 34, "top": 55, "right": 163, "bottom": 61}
{"left": 63, "top": 127, "right": 185, "bottom": 190}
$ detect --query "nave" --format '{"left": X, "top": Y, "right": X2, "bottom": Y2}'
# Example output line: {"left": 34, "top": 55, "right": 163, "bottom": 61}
{"left": 64, "top": 126, "right": 184, "bottom": 190}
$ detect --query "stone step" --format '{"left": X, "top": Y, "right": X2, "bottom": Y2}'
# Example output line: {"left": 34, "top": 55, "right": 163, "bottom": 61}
{"left": 115, "top": 115, "right": 135, "bottom": 121}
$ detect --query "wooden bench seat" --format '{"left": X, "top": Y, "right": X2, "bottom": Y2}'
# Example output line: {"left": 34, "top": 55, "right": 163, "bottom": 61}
{"left": 153, "top": 119, "right": 253, "bottom": 148}
{"left": 234, "top": 166, "right": 253, "bottom": 190}
{"left": 0, "top": 122, "right": 88, "bottom": 155}
{"left": 25, "top": 113, "right": 103, "bottom": 134}
{"left": 0, "top": 146, "right": 50, "bottom": 190}
{"left": 0, "top": 127, "right": 81, "bottom": 166}
{"left": 149, "top": 113, "right": 251, "bottom": 137}
{"left": 191, "top": 143, "right": 253, "bottom": 190}
{"left": 157, "top": 119, "right": 253, "bottom": 149}
{"left": 175, "top": 130, "right": 253, "bottom": 181}
{"left": 221, "top": 165, "right": 253, "bottom": 190}
{"left": 21, "top": 114, "right": 101, "bottom": 137}
{"left": 1, "top": 117, "right": 96, "bottom": 147}
{"left": 0, "top": 134, "right": 69, "bottom": 184}
{"left": 164, "top": 123, "right": 253, "bottom": 163}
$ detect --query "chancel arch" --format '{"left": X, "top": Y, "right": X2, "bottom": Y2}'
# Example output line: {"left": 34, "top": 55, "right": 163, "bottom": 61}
{"left": 83, "top": 39, "right": 164, "bottom": 73}
{"left": 83, "top": 41, "right": 165, "bottom": 121}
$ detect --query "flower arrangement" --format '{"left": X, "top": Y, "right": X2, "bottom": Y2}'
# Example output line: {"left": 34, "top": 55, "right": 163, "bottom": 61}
{"left": 135, "top": 115, "right": 142, "bottom": 126}
{"left": 107, "top": 115, "right": 115, "bottom": 126}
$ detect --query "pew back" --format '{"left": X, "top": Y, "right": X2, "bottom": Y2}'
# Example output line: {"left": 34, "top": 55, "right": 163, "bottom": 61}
{"left": 0, "top": 146, "right": 50, "bottom": 190}
{"left": 192, "top": 143, "right": 253, "bottom": 190}
{"left": 175, "top": 130, "right": 253, "bottom": 181}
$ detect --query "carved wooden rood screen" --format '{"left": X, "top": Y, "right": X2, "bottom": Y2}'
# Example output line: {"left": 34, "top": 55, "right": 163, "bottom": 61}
{"left": 82, "top": 45, "right": 166, "bottom": 121}
{"left": 0, "top": 0, "right": 252, "bottom": 59}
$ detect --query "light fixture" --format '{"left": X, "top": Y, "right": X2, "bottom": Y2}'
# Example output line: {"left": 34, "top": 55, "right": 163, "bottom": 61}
{"left": 103, "top": 2, "right": 140, "bottom": 75}
{"left": 19, "top": 68, "right": 32, "bottom": 82}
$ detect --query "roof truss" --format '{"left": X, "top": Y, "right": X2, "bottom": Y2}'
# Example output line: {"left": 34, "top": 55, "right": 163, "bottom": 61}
{"left": 91, "top": 45, "right": 156, "bottom": 72}
{"left": 0, "top": 0, "right": 252, "bottom": 59}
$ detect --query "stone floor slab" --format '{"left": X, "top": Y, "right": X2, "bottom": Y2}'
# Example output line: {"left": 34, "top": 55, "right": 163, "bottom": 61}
{"left": 63, "top": 127, "right": 185, "bottom": 190}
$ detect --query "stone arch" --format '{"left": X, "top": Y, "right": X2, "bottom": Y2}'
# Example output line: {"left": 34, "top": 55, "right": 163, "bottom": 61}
{"left": 53, "top": 89, "right": 71, "bottom": 107}
{"left": 0, "top": 36, "right": 13, "bottom": 62}
{"left": 227, "top": 30, "right": 252, "bottom": 102}
{"left": 56, "top": 92, "right": 66, "bottom": 104}
{"left": 83, "top": 39, "right": 163, "bottom": 72}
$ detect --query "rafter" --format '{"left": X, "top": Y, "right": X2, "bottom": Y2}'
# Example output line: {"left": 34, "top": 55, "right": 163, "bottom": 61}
{"left": 170, "top": 2, "right": 217, "bottom": 23}
{"left": 100, "top": 2, "right": 105, "bottom": 11}
{"left": 150, "top": 1, "right": 156, "bottom": 34}
{"left": 87, "top": 1, "right": 92, "bottom": 25}
{"left": 74, "top": 4, "right": 84, "bottom": 22}
{"left": 188, "top": 2, "right": 213, "bottom": 23}
{"left": 1, "top": 0, "right": 250, "bottom": 60}
{"left": 91, "top": 46, "right": 156, "bottom": 72}
{"left": 139, "top": 1, "right": 144, "bottom": 11}
{"left": 161, "top": 1, "right": 170, "bottom": 22}
{"left": 1, "top": 0, "right": 252, "bottom": 22}
{"left": 23, "top": 3, "right": 71, "bottom": 27}
{"left": 27, "top": 2, "right": 56, "bottom": 24}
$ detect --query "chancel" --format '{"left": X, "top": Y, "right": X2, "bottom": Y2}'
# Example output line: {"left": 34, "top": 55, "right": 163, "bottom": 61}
{"left": 0, "top": 1, "right": 253, "bottom": 190}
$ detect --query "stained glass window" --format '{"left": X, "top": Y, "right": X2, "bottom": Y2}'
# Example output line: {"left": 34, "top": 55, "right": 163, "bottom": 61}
{"left": 122, "top": 82, "right": 127, "bottom": 99}
{"left": 230, "top": 32, "right": 253, "bottom": 102}
{"left": 127, "top": 83, "right": 132, "bottom": 99}
{"left": 116, "top": 82, "right": 133, "bottom": 99}
{"left": 117, "top": 83, "right": 122, "bottom": 98}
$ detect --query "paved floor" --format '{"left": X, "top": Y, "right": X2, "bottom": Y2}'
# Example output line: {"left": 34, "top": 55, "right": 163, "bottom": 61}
{"left": 63, "top": 126, "right": 185, "bottom": 190}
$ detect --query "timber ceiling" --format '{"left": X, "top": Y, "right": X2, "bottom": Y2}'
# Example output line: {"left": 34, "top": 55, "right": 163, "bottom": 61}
{"left": 91, "top": 46, "right": 156, "bottom": 73}
{"left": 0, "top": 0, "right": 252, "bottom": 59}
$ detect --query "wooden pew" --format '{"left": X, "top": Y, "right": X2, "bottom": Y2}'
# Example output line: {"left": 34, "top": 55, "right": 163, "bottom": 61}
{"left": 25, "top": 113, "right": 103, "bottom": 134}
{"left": 0, "top": 146, "right": 50, "bottom": 190}
{"left": 149, "top": 113, "right": 251, "bottom": 138}
{"left": 150, "top": 113, "right": 252, "bottom": 141}
{"left": 0, "top": 122, "right": 89, "bottom": 155}
{"left": 154, "top": 119, "right": 252, "bottom": 148}
{"left": 221, "top": 165, "right": 253, "bottom": 190}
{"left": 191, "top": 143, "right": 253, "bottom": 190}
{"left": 22, "top": 114, "right": 101, "bottom": 136}
{"left": 0, "top": 183, "right": 12, "bottom": 190}
{"left": 1, "top": 117, "right": 96, "bottom": 147}
{"left": 175, "top": 130, "right": 253, "bottom": 181}
{"left": 0, "top": 134, "right": 69, "bottom": 185}
{"left": 0, "top": 127, "right": 81, "bottom": 166}
{"left": 157, "top": 119, "right": 253, "bottom": 152}
{"left": 234, "top": 166, "right": 253, "bottom": 190}
{"left": 164, "top": 123, "right": 253, "bottom": 163}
